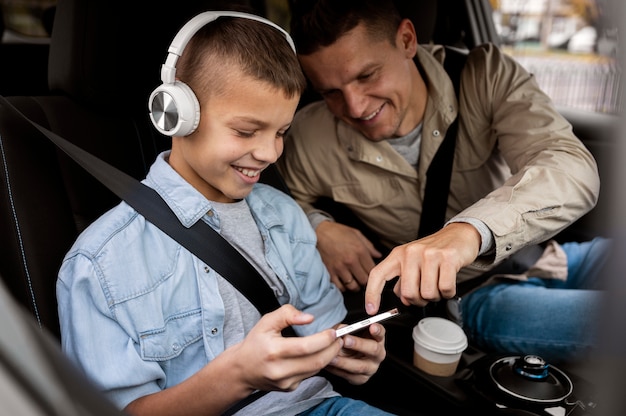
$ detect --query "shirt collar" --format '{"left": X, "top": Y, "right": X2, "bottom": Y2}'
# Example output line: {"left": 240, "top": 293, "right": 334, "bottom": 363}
{"left": 144, "top": 151, "right": 212, "bottom": 228}
{"left": 416, "top": 44, "right": 459, "bottom": 126}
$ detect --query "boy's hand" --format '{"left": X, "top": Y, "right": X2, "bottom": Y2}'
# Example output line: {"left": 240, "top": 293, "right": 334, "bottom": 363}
{"left": 232, "top": 304, "right": 343, "bottom": 392}
{"left": 324, "top": 323, "right": 386, "bottom": 385}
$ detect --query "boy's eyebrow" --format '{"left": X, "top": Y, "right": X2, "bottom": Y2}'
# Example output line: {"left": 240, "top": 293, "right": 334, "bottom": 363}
{"left": 231, "top": 116, "right": 291, "bottom": 130}
{"left": 231, "top": 116, "right": 268, "bottom": 127}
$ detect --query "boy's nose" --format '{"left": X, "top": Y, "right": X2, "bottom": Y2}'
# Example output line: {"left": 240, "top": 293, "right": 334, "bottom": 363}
{"left": 253, "top": 135, "right": 282, "bottom": 163}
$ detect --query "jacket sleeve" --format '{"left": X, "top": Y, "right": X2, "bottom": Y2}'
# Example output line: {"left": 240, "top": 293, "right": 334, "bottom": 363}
{"left": 456, "top": 44, "right": 600, "bottom": 263}
{"left": 57, "top": 253, "right": 164, "bottom": 409}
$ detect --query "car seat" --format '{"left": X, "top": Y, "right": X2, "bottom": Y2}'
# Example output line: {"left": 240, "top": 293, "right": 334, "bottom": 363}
{"left": 0, "top": 0, "right": 271, "bottom": 340}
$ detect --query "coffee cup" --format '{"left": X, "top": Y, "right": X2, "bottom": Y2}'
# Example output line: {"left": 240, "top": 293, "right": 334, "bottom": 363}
{"left": 412, "top": 317, "right": 468, "bottom": 376}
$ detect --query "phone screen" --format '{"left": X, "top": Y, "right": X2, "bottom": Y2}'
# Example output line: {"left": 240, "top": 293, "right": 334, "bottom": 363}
{"left": 335, "top": 308, "right": 400, "bottom": 337}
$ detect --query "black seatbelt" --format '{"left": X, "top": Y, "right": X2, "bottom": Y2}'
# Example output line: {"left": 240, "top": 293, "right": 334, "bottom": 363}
{"left": 2, "top": 97, "right": 293, "bottom": 414}
{"left": 415, "top": 48, "right": 467, "bottom": 321}
{"left": 417, "top": 47, "right": 468, "bottom": 238}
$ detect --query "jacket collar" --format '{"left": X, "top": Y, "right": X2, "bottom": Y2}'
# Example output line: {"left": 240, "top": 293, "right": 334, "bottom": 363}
{"left": 144, "top": 151, "right": 213, "bottom": 229}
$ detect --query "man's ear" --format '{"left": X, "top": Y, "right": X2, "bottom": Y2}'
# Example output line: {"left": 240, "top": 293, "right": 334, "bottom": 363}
{"left": 396, "top": 18, "right": 418, "bottom": 58}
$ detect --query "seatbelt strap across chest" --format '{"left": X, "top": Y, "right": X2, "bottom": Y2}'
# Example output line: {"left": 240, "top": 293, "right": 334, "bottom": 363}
{"left": 417, "top": 47, "right": 468, "bottom": 238}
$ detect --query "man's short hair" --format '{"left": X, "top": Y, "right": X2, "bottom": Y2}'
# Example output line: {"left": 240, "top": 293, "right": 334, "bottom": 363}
{"left": 289, "top": 0, "right": 402, "bottom": 55}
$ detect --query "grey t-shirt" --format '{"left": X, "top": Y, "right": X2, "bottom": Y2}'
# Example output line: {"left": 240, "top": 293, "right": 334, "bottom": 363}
{"left": 211, "top": 199, "right": 338, "bottom": 416}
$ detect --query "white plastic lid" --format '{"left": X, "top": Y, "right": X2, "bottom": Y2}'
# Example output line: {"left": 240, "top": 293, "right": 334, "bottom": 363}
{"left": 412, "top": 317, "right": 468, "bottom": 355}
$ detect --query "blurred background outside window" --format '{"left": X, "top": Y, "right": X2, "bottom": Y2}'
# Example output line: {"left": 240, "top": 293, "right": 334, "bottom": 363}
{"left": 491, "top": 0, "right": 620, "bottom": 114}
{"left": 0, "top": 0, "right": 55, "bottom": 41}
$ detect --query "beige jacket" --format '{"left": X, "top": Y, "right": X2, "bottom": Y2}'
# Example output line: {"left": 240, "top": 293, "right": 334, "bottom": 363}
{"left": 278, "top": 43, "right": 600, "bottom": 283}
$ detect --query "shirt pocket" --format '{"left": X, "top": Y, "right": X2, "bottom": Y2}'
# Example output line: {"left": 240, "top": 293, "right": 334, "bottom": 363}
{"left": 139, "top": 310, "right": 203, "bottom": 361}
{"left": 331, "top": 178, "right": 403, "bottom": 209}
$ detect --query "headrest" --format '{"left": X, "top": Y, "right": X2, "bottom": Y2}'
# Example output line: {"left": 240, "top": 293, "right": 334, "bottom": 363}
{"left": 47, "top": 0, "right": 251, "bottom": 112}
{"left": 394, "top": 0, "right": 437, "bottom": 43}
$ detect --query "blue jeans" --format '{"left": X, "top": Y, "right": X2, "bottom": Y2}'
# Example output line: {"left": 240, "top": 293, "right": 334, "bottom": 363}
{"left": 462, "top": 237, "right": 611, "bottom": 364}
{"left": 298, "top": 397, "right": 396, "bottom": 416}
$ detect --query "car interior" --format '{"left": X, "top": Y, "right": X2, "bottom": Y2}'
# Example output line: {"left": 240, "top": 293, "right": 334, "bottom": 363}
{"left": 0, "top": 0, "right": 472, "bottom": 346}
{"left": 0, "top": 0, "right": 621, "bottom": 415}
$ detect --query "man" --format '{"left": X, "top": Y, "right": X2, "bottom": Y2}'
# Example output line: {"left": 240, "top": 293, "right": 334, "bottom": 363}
{"left": 277, "top": 0, "right": 611, "bottom": 364}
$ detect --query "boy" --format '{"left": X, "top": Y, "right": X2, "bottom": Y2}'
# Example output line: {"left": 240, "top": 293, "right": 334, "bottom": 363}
{"left": 57, "top": 11, "right": 392, "bottom": 416}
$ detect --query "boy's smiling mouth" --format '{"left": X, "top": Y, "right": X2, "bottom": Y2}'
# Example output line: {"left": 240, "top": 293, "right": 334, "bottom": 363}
{"left": 234, "top": 166, "right": 262, "bottom": 178}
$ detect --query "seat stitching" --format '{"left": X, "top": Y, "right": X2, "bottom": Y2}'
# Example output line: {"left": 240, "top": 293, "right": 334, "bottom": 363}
{"left": 0, "top": 133, "right": 42, "bottom": 328}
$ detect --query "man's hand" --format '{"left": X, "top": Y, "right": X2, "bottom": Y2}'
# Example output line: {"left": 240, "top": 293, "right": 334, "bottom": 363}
{"left": 316, "top": 221, "right": 382, "bottom": 291}
{"left": 364, "top": 223, "right": 481, "bottom": 315}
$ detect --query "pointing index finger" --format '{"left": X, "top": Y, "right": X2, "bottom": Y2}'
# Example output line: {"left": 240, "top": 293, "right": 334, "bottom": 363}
{"left": 365, "top": 258, "right": 400, "bottom": 315}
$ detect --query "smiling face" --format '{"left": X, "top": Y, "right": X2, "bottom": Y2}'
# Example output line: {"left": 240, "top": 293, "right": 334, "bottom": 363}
{"left": 298, "top": 19, "right": 427, "bottom": 141}
{"left": 168, "top": 68, "right": 300, "bottom": 203}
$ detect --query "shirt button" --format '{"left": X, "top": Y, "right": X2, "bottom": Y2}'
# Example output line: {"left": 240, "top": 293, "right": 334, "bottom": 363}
{"left": 376, "top": 155, "right": 383, "bottom": 162}
{"left": 207, "top": 210, "right": 214, "bottom": 217}
{"left": 433, "top": 130, "right": 440, "bottom": 137}
{"left": 172, "top": 343, "right": 180, "bottom": 351}
{"left": 211, "top": 328, "right": 218, "bottom": 335}
{"left": 505, "top": 244, "right": 513, "bottom": 251}
{"left": 204, "top": 265, "right": 210, "bottom": 273}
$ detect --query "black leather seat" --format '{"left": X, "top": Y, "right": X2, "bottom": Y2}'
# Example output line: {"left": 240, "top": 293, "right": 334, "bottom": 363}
{"left": 0, "top": 0, "right": 265, "bottom": 340}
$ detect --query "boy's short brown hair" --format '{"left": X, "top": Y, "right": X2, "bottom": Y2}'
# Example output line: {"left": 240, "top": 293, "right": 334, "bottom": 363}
{"left": 177, "top": 16, "right": 306, "bottom": 103}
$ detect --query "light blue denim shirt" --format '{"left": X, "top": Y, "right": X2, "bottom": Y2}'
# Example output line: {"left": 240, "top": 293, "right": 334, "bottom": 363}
{"left": 57, "top": 151, "right": 346, "bottom": 409}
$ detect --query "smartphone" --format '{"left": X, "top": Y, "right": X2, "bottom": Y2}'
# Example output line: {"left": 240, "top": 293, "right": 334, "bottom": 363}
{"left": 335, "top": 308, "right": 400, "bottom": 337}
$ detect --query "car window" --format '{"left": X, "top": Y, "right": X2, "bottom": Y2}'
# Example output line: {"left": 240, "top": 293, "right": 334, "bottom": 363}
{"left": 491, "top": 0, "right": 620, "bottom": 115}
{"left": 1, "top": 0, "right": 56, "bottom": 42}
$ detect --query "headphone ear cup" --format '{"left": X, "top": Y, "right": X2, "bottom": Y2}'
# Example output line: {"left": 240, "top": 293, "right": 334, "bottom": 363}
{"left": 148, "top": 81, "right": 200, "bottom": 137}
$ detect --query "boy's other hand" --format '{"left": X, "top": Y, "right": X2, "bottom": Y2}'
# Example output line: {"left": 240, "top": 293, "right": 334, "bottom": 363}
{"left": 325, "top": 322, "right": 386, "bottom": 385}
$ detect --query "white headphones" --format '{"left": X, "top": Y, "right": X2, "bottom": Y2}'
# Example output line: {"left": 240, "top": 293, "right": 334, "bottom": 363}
{"left": 148, "top": 11, "right": 296, "bottom": 137}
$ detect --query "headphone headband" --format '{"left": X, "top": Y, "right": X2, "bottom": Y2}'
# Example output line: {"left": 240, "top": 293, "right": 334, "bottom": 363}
{"left": 149, "top": 11, "right": 296, "bottom": 137}
{"left": 160, "top": 11, "right": 296, "bottom": 84}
